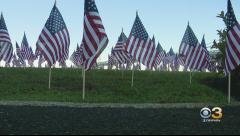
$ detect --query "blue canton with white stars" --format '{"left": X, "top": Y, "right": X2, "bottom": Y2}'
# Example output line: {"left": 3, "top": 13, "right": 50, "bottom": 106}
{"left": 157, "top": 43, "right": 163, "bottom": 52}
{"left": 45, "top": 5, "right": 66, "bottom": 34}
{"left": 85, "top": 0, "right": 99, "bottom": 13}
{"left": 201, "top": 36, "right": 207, "bottom": 49}
{"left": 169, "top": 48, "right": 175, "bottom": 56}
{"left": 0, "top": 14, "right": 7, "bottom": 30}
{"left": 181, "top": 25, "right": 198, "bottom": 47}
{"left": 131, "top": 14, "right": 149, "bottom": 40}
{"left": 226, "top": 0, "right": 238, "bottom": 30}
{"left": 118, "top": 32, "right": 127, "bottom": 43}
{"left": 152, "top": 36, "right": 155, "bottom": 44}
{"left": 22, "top": 34, "right": 29, "bottom": 47}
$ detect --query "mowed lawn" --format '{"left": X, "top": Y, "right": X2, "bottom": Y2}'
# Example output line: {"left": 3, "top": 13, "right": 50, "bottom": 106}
{"left": 0, "top": 68, "right": 239, "bottom": 103}
{"left": 0, "top": 105, "right": 240, "bottom": 135}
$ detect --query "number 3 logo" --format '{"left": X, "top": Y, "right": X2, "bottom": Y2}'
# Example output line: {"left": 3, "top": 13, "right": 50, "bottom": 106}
{"left": 212, "top": 107, "right": 223, "bottom": 119}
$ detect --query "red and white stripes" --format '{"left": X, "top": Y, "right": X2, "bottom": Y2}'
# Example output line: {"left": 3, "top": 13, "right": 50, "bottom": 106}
{"left": 225, "top": 24, "right": 240, "bottom": 74}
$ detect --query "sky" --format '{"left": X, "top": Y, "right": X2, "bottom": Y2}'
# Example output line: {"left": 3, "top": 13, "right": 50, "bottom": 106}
{"left": 0, "top": 0, "right": 240, "bottom": 66}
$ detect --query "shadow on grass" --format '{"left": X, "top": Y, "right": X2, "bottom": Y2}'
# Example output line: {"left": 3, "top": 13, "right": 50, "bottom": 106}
{"left": 200, "top": 75, "right": 240, "bottom": 101}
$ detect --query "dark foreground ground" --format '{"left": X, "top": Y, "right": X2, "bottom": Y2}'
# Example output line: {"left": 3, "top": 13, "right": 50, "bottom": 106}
{"left": 0, "top": 105, "right": 239, "bottom": 135}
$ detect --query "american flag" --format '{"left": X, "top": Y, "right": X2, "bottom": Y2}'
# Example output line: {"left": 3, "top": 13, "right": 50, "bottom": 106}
{"left": 12, "top": 53, "right": 18, "bottom": 67}
{"left": 126, "top": 12, "right": 158, "bottom": 70}
{"left": 180, "top": 23, "right": 207, "bottom": 71}
{"left": 165, "top": 47, "right": 175, "bottom": 64}
{"left": 36, "top": 3, "right": 70, "bottom": 66}
{"left": 76, "top": 43, "right": 83, "bottom": 57}
{"left": 0, "top": 13, "right": 13, "bottom": 65}
{"left": 81, "top": 0, "right": 109, "bottom": 70}
{"left": 73, "top": 43, "right": 84, "bottom": 65}
{"left": 172, "top": 55, "right": 180, "bottom": 71}
{"left": 30, "top": 47, "right": 37, "bottom": 61}
{"left": 16, "top": 42, "right": 25, "bottom": 66}
{"left": 21, "top": 33, "right": 32, "bottom": 61}
{"left": 224, "top": 0, "right": 240, "bottom": 75}
{"left": 179, "top": 23, "right": 198, "bottom": 57}
{"left": 155, "top": 42, "right": 165, "bottom": 66}
{"left": 200, "top": 35, "right": 211, "bottom": 71}
{"left": 162, "top": 50, "right": 169, "bottom": 66}
{"left": 112, "top": 30, "right": 131, "bottom": 64}
{"left": 12, "top": 53, "right": 17, "bottom": 67}
{"left": 70, "top": 47, "right": 83, "bottom": 67}
{"left": 151, "top": 35, "right": 160, "bottom": 69}
{"left": 28, "top": 47, "right": 36, "bottom": 67}
{"left": 108, "top": 54, "right": 116, "bottom": 67}
{"left": 70, "top": 51, "right": 78, "bottom": 66}
{"left": 176, "top": 54, "right": 185, "bottom": 66}
{"left": 167, "top": 48, "right": 175, "bottom": 71}
{"left": 185, "top": 41, "right": 207, "bottom": 71}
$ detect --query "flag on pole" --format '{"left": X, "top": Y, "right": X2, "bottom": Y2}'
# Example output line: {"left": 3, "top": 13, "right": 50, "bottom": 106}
{"left": 185, "top": 40, "right": 207, "bottom": 71}
{"left": 108, "top": 54, "right": 116, "bottom": 67}
{"left": 0, "top": 13, "right": 13, "bottom": 65}
{"left": 224, "top": 0, "right": 240, "bottom": 75}
{"left": 70, "top": 43, "right": 84, "bottom": 66}
{"left": 172, "top": 55, "right": 180, "bottom": 71}
{"left": 151, "top": 35, "right": 163, "bottom": 69}
{"left": 28, "top": 47, "right": 36, "bottom": 67}
{"left": 70, "top": 43, "right": 85, "bottom": 67}
{"left": 16, "top": 42, "right": 25, "bottom": 66}
{"left": 12, "top": 53, "right": 17, "bottom": 65}
{"left": 112, "top": 30, "right": 131, "bottom": 64}
{"left": 179, "top": 23, "right": 199, "bottom": 57}
{"left": 126, "top": 12, "right": 158, "bottom": 70}
{"left": 200, "top": 35, "right": 211, "bottom": 71}
{"left": 36, "top": 2, "right": 70, "bottom": 66}
{"left": 21, "top": 33, "right": 31, "bottom": 61}
{"left": 76, "top": 44, "right": 82, "bottom": 56}
{"left": 76, "top": 43, "right": 84, "bottom": 65}
{"left": 176, "top": 54, "right": 185, "bottom": 66}
{"left": 81, "top": 0, "right": 109, "bottom": 70}
{"left": 162, "top": 50, "right": 168, "bottom": 68}
{"left": 155, "top": 42, "right": 165, "bottom": 66}
{"left": 179, "top": 23, "right": 207, "bottom": 71}
{"left": 12, "top": 53, "right": 21, "bottom": 67}
{"left": 165, "top": 47, "right": 175, "bottom": 64}
{"left": 70, "top": 51, "right": 79, "bottom": 66}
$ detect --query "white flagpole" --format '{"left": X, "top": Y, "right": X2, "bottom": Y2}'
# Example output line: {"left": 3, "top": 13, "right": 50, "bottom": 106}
{"left": 49, "top": 67, "right": 52, "bottom": 89}
{"left": 131, "top": 63, "right": 134, "bottom": 87}
{"left": 82, "top": 63, "right": 86, "bottom": 100}
{"left": 228, "top": 73, "right": 231, "bottom": 104}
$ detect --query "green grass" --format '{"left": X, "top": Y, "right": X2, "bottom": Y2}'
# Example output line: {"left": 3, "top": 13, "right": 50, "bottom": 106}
{"left": 0, "top": 67, "right": 239, "bottom": 103}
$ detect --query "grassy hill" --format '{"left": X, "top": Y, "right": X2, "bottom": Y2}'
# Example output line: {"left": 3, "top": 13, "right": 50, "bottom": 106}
{"left": 0, "top": 68, "right": 239, "bottom": 103}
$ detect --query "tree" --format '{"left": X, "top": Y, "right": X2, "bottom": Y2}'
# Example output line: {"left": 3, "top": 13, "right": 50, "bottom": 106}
{"left": 212, "top": 11, "right": 240, "bottom": 78}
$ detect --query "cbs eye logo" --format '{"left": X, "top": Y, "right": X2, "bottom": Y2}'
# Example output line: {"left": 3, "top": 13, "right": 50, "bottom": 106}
{"left": 200, "top": 107, "right": 223, "bottom": 119}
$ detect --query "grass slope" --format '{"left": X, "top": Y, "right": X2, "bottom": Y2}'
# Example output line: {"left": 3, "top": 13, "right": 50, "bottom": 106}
{"left": 0, "top": 68, "right": 238, "bottom": 103}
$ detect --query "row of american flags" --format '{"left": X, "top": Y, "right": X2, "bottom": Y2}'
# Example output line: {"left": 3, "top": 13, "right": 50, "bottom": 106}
{"left": 108, "top": 12, "right": 216, "bottom": 72}
{"left": 0, "top": 0, "right": 239, "bottom": 75}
